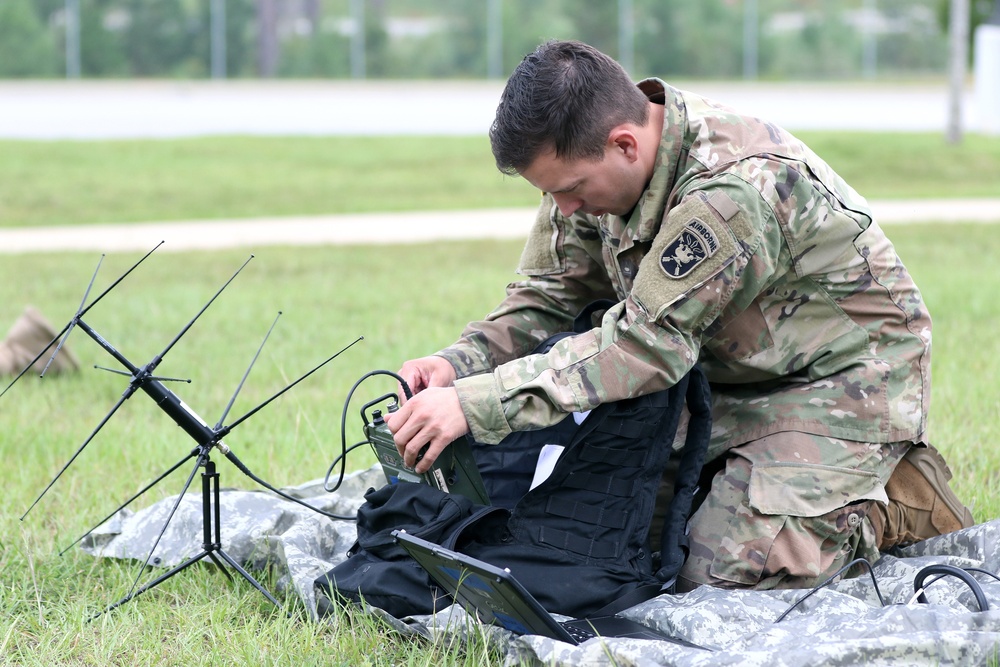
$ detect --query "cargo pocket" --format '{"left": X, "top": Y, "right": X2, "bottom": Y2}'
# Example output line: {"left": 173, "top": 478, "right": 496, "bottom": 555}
{"left": 709, "top": 462, "right": 887, "bottom": 587}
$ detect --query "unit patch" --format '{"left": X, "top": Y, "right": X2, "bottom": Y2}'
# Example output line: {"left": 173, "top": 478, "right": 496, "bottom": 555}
{"left": 659, "top": 217, "right": 719, "bottom": 279}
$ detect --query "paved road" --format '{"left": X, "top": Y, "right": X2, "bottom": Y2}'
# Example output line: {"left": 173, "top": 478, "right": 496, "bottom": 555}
{"left": 0, "top": 199, "right": 997, "bottom": 255}
{"left": 0, "top": 80, "right": 984, "bottom": 138}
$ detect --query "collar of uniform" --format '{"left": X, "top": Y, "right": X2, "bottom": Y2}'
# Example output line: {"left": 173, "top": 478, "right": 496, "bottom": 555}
{"left": 608, "top": 78, "right": 687, "bottom": 249}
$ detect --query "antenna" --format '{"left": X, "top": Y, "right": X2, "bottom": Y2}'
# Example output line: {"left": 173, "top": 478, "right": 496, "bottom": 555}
{"left": 8, "top": 248, "right": 363, "bottom": 619}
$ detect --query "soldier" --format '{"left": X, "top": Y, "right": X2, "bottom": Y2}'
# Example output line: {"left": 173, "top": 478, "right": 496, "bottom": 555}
{"left": 385, "top": 40, "right": 974, "bottom": 592}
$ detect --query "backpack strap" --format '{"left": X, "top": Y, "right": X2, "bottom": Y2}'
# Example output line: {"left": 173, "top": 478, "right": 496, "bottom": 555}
{"left": 586, "top": 365, "right": 712, "bottom": 616}
{"left": 656, "top": 364, "right": 712, "bottom": 589}
{"left": 585, "top": 580, "right": 668, "bottom": 617}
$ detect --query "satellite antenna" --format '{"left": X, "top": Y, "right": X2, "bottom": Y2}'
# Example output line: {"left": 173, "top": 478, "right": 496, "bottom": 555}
{"left": 7, "top": 246, "right": 361, "bottom": 619}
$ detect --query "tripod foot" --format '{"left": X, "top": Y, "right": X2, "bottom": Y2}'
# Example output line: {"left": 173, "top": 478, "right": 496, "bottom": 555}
{"left": 215, "top": 548, "right": 282, "bottom": 609}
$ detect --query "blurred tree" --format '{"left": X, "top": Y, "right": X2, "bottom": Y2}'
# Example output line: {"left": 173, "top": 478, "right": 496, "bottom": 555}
{"left": 421, "top": 0, "right": 488, "bottom": 77}
{"left": 762, "top": 1, "right": 861, "bottom": 79}
{"left": 280, "top": 32, "right": 351, "bottom": 78}
{"left": 878, "top": 0, "right": 949, "bottom": 74}
{"left": 363, "top": 0, "right": 390, "bottom": 76}
{"left": 0, "top": 0, "right": 59, "bottom": 77}
{"left": 78, "top": 0, "right": 129, "bottom": 77}
{"left": 500, "top": 0, "right": 573, "bottom": 72}
{"left": 636, "top": 0, "right": 743, "bottom": 78}
{"left": 0, "top": 0, "right": 957, "bottom": 80}
{"left": 804, "top": 3, "right": 860, "bottom": 77}
{"left": 631, "top": 0, "right": 686, "bottom": 78}
{"left": 560, "top": 0, "right": 620, "bottom": 60}
{"left": 938, "top": 0, "right": 997, "bottom": 62}
{"left": 123, "top": 0, "right": 197, "bottom": 75}
{"left": 193, "top": 0, "right": 256, "bottom": 77}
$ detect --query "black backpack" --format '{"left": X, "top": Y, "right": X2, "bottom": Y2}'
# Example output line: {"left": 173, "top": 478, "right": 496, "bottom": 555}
{"left": 316, "top": 305, "right": 712, "bottom": 619}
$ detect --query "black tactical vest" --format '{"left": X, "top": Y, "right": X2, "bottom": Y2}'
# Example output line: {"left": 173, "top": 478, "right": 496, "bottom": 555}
{"left": 457, "top": 366, "right": 710, "bottom": 617}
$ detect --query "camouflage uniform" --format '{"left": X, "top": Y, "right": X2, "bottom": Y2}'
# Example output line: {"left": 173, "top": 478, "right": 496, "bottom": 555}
{"left": 435, "top": 80, "right": 931, "bottom": 590}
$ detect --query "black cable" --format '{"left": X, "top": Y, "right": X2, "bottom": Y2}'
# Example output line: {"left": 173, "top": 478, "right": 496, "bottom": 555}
{"left": 323, "top": 370, "right": 412, "bottom": 494}
{"left": 911, "top": 564, "right": 991, "bottom": 611}
{"left": 223, "top": 449, "right": 358, "bottom": 521}
{"left": 964, "top": 568, "right": 1000, "bottom": 583}
{"left": 195, "top": 369, "right": 413, "bottom": 523}
{"left": 322, "top": 440, "right": 371, "bottom": 488}
{"left": 773, "top": 558, "right": 885, "bottom": 623}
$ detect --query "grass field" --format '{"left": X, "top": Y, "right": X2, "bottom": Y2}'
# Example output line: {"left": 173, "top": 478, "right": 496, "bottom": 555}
{"left": 1, "top": 132, "right": 999, "bottom": 227}
{"left": 0, "top": 132, "right": 998, "bottom": 665}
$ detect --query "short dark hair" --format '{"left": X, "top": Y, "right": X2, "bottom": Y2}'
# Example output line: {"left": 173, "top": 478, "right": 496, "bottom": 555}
{"left": 489, "top": 40, "right": 650, "bottom": 175}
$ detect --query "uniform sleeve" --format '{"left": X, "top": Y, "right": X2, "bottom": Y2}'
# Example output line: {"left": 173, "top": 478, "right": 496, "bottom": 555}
{"left": 435, "top": 194, "right": 618, "bottom": 378}
{"left": 455, "top": 179, "right": 782, "bottom": 444}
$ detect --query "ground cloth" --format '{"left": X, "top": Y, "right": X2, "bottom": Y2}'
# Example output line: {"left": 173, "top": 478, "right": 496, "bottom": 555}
{"left": 81, "top": 465, "right": 1000, "bottom": 666}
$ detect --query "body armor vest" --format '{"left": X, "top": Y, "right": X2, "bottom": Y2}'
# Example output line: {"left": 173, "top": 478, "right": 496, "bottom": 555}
{"left": 459, "top": 366, "right": 710, "bottom": 617}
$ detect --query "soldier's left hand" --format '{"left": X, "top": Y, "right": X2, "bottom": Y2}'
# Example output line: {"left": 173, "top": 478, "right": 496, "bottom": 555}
{"left": 384, "top": 386, "right": 469, "bottom": 473}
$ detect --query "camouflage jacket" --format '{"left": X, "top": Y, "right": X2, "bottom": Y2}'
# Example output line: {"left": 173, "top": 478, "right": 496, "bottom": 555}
{"left": 438, "top": 79, "right": 931, "bottom": 457}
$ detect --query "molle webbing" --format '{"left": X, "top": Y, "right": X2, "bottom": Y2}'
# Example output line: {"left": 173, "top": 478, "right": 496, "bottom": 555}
{"left": 563, "top": 472, "right": 638, "bottom": 498}
{"left": 538, "top": 525, "right": 621, "bottom": 558}
{"left": 508, "top": 379, "right": 688, "bottom": 565}
{"left": 544, "top": 496, "right": 629, "bottom": 529}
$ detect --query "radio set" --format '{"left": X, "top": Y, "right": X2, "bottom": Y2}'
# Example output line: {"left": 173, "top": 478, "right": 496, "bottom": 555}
{"left": 360, "top": 393, "right": 490, "bottom": 506}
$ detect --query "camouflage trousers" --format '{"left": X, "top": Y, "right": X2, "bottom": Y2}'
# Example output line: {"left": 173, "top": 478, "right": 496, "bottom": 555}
{"left": 675, "top": 432, "right": 910, "bottom": 592}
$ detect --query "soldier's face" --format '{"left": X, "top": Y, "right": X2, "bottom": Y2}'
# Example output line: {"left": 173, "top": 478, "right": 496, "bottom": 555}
{"left": 519, "top": 144, "right": 645, "bottom": 219}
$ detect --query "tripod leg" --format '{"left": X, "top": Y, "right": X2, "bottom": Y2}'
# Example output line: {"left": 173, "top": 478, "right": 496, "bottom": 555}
{"left": 91, "top": 549, "right": 211, "bottom": 621}
{"left": 122, "top": 451, "right": 206, "bottom": 600}
{"left": 214, "top": 549, "right": 282, "bottom": 609}
{"left": 206, "top": 551, "right": 235, "bottom": 582}
{"left": 204, "top": 455, "right": 281, "bottom": 608}
{"left": 201, "top": 458, "right": 233, "bottom": 583}
{"left": 93, "top": 449, "right": 284, "bottom": 617}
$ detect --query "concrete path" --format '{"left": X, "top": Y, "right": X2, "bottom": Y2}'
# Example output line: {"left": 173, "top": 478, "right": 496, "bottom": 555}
{"left": 0, "top": 199, "right": 997, "bottom": 255}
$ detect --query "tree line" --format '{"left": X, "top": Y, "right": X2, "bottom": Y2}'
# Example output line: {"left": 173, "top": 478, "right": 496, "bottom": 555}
{"left": 0, "top": 0, "right": 994, "bottom": 80}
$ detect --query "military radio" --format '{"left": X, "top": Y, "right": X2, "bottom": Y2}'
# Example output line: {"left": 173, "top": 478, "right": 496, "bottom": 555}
{"left": 361, "top": 393, "right": 490, "bottom": 505}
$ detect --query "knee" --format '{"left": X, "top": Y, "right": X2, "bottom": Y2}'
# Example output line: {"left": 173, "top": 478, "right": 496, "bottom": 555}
{"left": 678, "top": 477, "right": 881, "bottom": 592}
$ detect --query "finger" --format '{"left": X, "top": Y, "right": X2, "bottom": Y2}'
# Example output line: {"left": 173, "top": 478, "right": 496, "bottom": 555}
{"left": 396, "top": 367, "right": 426, "bottom": 403}
{"left": 413, "top": 437, "right": 450, "bottom": 474}
{"left": 396, "top": 410, "right": 439, "bottom": 469}
{"left": 403, "top": 433, "right": 429, "bottom": 469}
{"left": 428, "top": 360, "right": 457, "bottom": 388}
{"left": 383, "top": 404, "right": 414, "bottom": 456}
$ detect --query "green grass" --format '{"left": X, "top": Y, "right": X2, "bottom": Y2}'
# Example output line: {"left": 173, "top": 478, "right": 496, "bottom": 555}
{"left": 0, "top": 132, "right": 998, "bottom": 228}
{"left": 0, "top": 136, "right": 539, "bottom": 227}
{"left": 1, "top": 225, "right": 998, "bottom": 664}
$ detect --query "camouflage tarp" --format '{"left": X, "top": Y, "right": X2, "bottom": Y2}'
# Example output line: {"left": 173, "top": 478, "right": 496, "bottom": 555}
{"left": 81, "top": 465, "right": 1000, "bottom": 666}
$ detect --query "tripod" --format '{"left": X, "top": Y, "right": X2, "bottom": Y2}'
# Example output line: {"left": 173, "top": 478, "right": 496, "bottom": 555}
{"left": 100, "top": 448, "right": 281, "bottom": 617}
{"left": 9, "top": 249, "right": 361, "bottom": 620}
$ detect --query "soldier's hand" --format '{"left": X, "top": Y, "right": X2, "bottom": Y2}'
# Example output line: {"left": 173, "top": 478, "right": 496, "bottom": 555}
{"left": 396, "top": 355, "right": 457, "bottom": 403}
{"left": 384, "top": 386, "right": 468, "bottom": 473}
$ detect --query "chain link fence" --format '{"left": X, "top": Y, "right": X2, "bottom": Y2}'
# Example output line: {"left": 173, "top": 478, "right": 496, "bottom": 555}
{"left": 0, "top": 0, "right": 993, "bottom": 80}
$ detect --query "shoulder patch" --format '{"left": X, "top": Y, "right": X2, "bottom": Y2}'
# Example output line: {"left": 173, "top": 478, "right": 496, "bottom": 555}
{"left": 631, "top": 194, "right": 741, "bottom": 320}
{"left": 659, "top": 217, "right": 719, "bottom": 279}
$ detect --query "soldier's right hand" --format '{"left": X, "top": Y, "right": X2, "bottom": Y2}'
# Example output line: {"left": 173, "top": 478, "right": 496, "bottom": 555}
{"left": 397, "top": 355, "right": 457, "bottom": 403}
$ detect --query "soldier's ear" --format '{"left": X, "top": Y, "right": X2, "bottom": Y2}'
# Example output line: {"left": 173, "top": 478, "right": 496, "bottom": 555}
{"left": 607, "top": 127, "right": 640, "bottom": 162}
